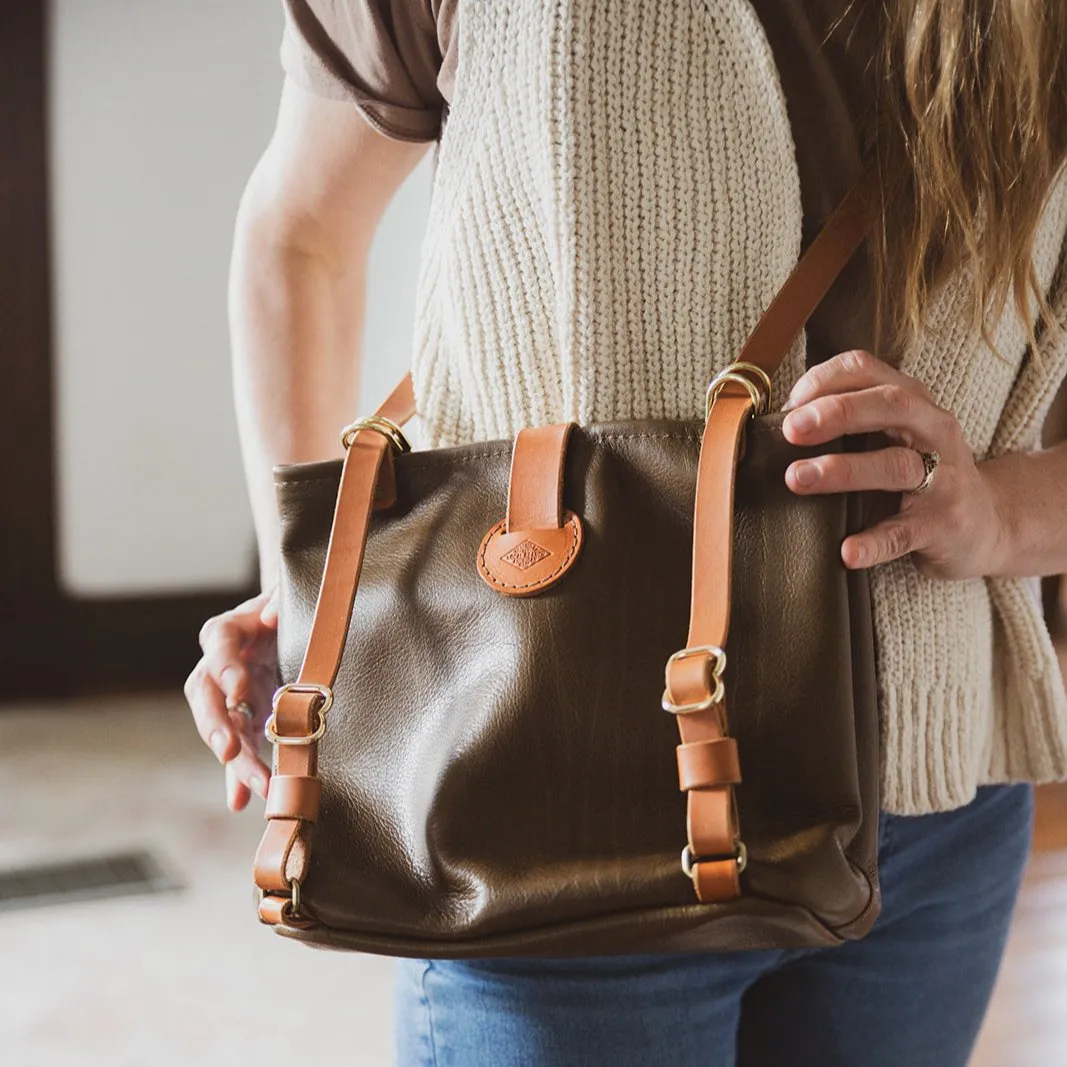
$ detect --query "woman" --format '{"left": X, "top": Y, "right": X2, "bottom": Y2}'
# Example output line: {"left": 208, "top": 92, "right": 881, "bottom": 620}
{"left": 184, "top": 2, "right": 1067, "bottom": 1063}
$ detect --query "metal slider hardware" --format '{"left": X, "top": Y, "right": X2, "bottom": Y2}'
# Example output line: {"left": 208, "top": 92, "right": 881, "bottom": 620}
{"left": 662, "top": 645, "right": 727, "bottom": 714}
{"left": 264, "top": 683, "right": 335, "bottom": 746}
{"left": 705, "top": 361, "right": 772, "bottom": 419}
{"left": 340, "top": 415, "right": 411, "bottom": 453}
{"left": 681, "top": 842, "right": 748, "bottom": 882}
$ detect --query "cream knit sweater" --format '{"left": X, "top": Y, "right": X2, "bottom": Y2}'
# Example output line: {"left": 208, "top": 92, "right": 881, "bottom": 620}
{"left": 408, "top": 0, "right": 1067, "bottom": 815}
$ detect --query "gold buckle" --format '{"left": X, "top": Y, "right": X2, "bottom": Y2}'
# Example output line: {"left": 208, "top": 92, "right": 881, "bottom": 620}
{"left": 340, "top": 415, "right": 411, "bottom": 453}
{"left": 681, "top": 841, "right": 748, "bottom": 882}
{"left": 706, "top": 362, "right": 772, "bottom": 419}
{"left": 662, "top": 645, "right": 727, "bottom": 714}
{"left": 264, "top": 683, "right": 334, "bottom": 746}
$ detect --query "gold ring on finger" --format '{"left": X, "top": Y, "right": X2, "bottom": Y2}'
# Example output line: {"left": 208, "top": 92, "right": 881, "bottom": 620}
{"left": 910, "top": 450, "right": 941, "bottom": 495}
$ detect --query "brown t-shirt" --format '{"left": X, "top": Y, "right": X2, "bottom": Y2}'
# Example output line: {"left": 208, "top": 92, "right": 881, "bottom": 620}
{"left": 280, "top": 0, "right": 881, "bottom": 358}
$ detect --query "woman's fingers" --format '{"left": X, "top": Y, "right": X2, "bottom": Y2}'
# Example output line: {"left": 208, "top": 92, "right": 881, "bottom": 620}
{"left": 785, "top": 350, "right": 932, "bottom": 410}
{"left": 226, "top": 761, "right": 253, "bottom": 812}
{"left": 198, "top": 596, "right": 272, "bottom": 705}
{"left": 841, "top": 515, "right": 934, "bottom": 569}
{"left": 224, "top": 725, "right": 270, "bottom": 808}
{"left": 783, "top": 384, "right": 951, "bottom": 449}
{"left": 185, "top": 588, "right": 280, "bottom": 813}
{"left": 225, "top": 705, "right": 270, "bottom": 812}
{"left": 787, "top": 446, "right": 928, "bottom": 495}
{"left": 184, "top": 662, "right": 241, "bottom": 763}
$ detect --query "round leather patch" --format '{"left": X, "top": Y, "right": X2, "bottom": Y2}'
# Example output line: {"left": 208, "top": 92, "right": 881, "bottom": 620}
{"left": 477, "top": 511, "right": 584, "bottom": 597}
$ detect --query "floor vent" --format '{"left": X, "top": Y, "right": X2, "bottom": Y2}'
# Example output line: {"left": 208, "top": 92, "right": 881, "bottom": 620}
{"left": 0, "top": 850, "right": 181, "bottom": 911}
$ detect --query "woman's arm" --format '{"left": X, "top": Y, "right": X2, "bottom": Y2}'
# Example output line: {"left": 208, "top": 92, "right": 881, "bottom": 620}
{"left": 185, "top": 79, "right": 428, "bottom": 810}
{"left": 231, "top": 77, "right": 429, "bottom": 590}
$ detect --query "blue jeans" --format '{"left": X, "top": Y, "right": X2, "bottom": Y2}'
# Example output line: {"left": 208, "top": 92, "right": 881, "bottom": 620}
{"left": 395, "top": 783, "right": 1034, "bottom": 1066}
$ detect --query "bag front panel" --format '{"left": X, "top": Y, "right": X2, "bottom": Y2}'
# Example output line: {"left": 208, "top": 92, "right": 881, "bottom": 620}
{"left": 274, "top": 418, "right": 878, "bottom": 954}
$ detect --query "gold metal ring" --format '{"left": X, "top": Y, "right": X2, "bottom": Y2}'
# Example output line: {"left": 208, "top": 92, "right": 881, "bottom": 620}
{"left": 706, "top": 362, "right": 772, "bottom": 419}
{"left": 340, "top": 415, "right": 411, "bottom": 453}
{"left": 280, "top": 878, "right": 317, "bottom": 927}
{"left": 706, "top": 373, "right": 762, "bottom": 418}
{"left": 662, "top": 645, "right": 727, "bottom": 714}
{"left": 661, "top": 684, "right": 723, "bottom": 715}
{"left": 264, "top": 683, "right": 334, "bottom": 745}
{"left": 910, "top": 449, "right": 941, "bottom": 495}
{"left": 728, "top": 362, "right": 773, "bottom": 397}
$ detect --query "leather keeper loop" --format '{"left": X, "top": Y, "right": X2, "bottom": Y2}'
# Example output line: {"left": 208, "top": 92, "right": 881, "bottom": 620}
{"left": 257, "top": 893, "right": 317, "bottom": 930}
{"left": 258, "top": 894, "right": 290, "bottom": 925}
{"left": 506, "top": 423, "right": 573, "bottom": 532}
{"left": 677, "top": 738, "right": 741, "bottom": 791}
{"left": 693, "top": 857, "right": 742, "bottom": 903}
{"left": 264, "top": 775, "right": 322, "bottom": 823}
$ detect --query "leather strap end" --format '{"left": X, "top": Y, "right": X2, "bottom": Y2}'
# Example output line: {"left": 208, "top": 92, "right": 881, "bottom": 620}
{"left": 687, "top": 786, "right": 737, "bottom": 859}
{"left": 505, "top": 423, "right": 574, "bottom": 532}
{"left": 257, "top": 892, "right": 318, "bottom": 929}
{"left": 264, "top": 775, "right": 323, "bottom": 823}
{"left": 253, "top": 817, "right": 302, "bottom": 892}
{"left": 258, "top": 893, "right": 290, "bottom": 925}
{"left": 693, "top": 857, "right": 742, "bottom": 903}
{"left": 677, "top": 738, "right": 741, "bottom": 791}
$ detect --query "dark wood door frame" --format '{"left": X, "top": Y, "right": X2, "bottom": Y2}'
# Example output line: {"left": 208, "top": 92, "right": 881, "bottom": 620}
{"left": 0, "top": 2, "right": 256, "bottom": 701}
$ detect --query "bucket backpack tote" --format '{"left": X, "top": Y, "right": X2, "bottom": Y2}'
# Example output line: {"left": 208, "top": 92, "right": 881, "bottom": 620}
{"left": 252, "top": 173, "right": 882, "bottom": 958}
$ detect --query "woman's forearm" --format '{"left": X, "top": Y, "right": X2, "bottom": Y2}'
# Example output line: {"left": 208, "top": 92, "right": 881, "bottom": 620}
{"left": 228, "top": 170, "right": 369, "bottom": 591}
{"left": 983, "top": 442, "right": 1067, "bottom": 578}
{"left": 225, "top": 81, "right": 429, "bottom": 591}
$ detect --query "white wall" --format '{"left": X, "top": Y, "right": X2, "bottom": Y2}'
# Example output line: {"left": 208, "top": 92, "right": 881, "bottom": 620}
{"left": 49, "top": 0, "right": 432, "bottom": 596}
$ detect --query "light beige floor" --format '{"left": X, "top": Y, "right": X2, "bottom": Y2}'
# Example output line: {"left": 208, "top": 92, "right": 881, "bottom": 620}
{"left": 2, "top": 695, "right": 1064, "bottom": 1066}
{"left": 1, "top": 695, "right": 394, "bottom": 1067}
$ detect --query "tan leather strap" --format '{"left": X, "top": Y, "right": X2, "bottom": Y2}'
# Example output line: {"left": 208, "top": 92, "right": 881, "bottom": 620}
{"left": 664, "top": 392, "right": 751, "bottom": 901}
{"left": 378, "top": 373, "right": 417, "bottom": 425}
{"left": 737, "top": 167, "right": 877, "bottom": 379}
{"left": 507, "top": 424, "right": 572, "bottom": 531}
{"left": 255, "top": 387, "right": 416, "bottom": 920}
{"left": 662, "top": 168, "right": 877, "bottom": 903}
{"left": 255, "top": 168, "right": 877, "bottom": 925}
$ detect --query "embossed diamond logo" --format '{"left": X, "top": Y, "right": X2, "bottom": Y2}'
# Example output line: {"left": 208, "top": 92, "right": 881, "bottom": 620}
{"left": 501, "top": 539, "right": 552, "bottom": 570}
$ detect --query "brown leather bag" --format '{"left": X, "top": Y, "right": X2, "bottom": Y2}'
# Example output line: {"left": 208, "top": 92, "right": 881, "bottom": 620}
{"left": 252, "top": 176, "right": 882, "bottom": 957}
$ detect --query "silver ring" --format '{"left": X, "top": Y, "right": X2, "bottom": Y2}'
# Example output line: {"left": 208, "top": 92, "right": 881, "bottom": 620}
{"left": 227, "top": 700, "right": 254, "bottom": 721}
{"left": 910, "top": 450, "right": 941, "bottom": 494}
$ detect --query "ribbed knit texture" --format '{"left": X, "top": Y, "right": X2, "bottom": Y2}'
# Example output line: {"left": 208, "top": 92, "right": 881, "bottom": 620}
{"left": 410, "top": 0, "right": 1067, "bottom": 815}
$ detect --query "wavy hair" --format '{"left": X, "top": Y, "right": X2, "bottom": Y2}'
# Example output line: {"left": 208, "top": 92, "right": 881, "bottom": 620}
{"left": 866, "top": 0, "right": 1067, "bottom": 352}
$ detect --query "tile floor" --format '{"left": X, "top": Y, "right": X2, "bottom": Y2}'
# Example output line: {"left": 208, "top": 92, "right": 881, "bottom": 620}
{"left": 2, "top": 694, "right": 1065, "bottom": 1066}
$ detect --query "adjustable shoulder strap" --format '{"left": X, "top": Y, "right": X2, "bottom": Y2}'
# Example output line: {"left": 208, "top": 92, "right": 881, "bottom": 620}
{"left": 737, "top": 167, "right": 877, "bottom": 381}
{"left": 663, "top": 166, "right": 879, "bottom": 904}
{"left": 254, "top": 167, "right": 879, "bottom": 927}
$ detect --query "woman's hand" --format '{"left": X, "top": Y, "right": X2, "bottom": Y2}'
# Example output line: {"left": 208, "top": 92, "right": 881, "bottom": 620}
{"left": 184, "top": 588, "right": 279, "bottom": 811}
{"left": 781, "top": 350, "right": 1008, "bottom": 580}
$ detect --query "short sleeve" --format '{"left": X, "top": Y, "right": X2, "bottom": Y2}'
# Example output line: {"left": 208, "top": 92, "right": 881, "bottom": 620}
{"left": 280, "top": 0, "right": 446, "bottom": 142}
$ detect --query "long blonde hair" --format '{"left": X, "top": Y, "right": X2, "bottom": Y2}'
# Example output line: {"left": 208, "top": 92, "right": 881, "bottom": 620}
{"left": 868, "top": 0, "right": 1067, "bottom": 352}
